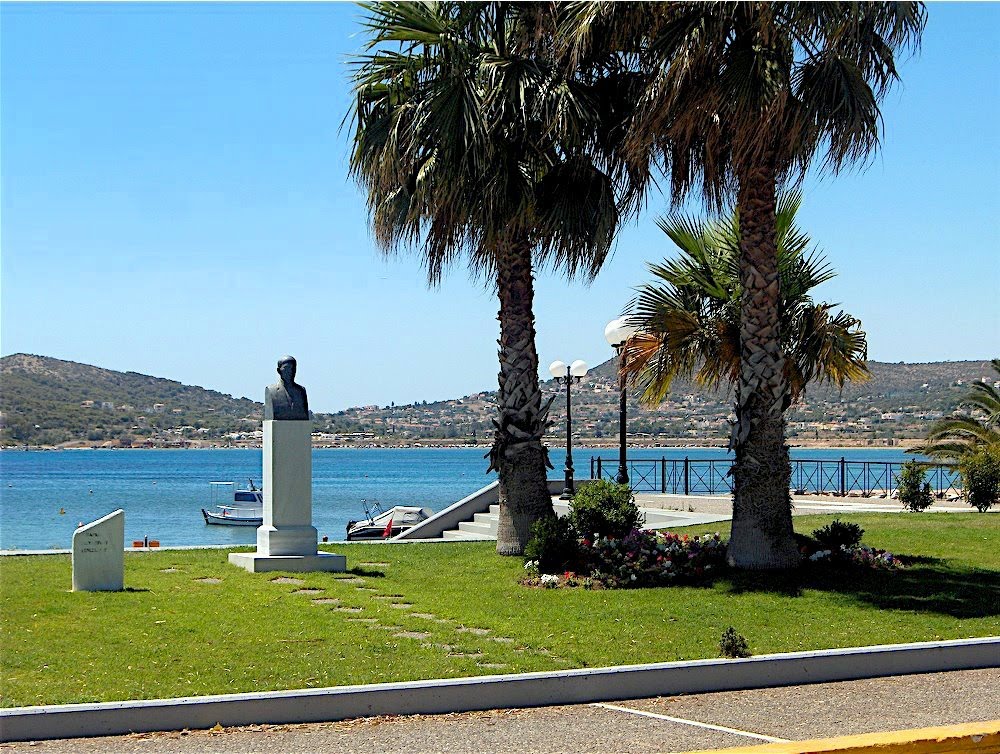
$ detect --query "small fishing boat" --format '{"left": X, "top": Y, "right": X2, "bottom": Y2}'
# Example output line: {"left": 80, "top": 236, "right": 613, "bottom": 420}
{"left": 201, "top": 480, "right": 263, "bottom": 526}
{"left": 346, "top": 500, "right": 432, "bottom": 541}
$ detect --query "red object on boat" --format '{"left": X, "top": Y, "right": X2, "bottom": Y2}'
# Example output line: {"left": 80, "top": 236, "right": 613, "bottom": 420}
{"left": 382, "top": 518, "right": 394, "bottom": 538}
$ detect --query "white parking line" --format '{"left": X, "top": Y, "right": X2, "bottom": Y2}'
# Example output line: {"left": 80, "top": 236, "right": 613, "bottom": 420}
{"left": 591, "top": 703, "right": 790, "bottom": 743}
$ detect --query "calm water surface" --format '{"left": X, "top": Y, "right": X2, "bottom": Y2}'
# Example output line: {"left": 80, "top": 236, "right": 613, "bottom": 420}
{"left": 0, "top": 446, "right": 917, "bottom": 550}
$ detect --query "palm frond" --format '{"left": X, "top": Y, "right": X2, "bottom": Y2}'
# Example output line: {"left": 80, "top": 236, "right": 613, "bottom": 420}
{"left": 623, "top": 193, "right": 868, "bottom": 406}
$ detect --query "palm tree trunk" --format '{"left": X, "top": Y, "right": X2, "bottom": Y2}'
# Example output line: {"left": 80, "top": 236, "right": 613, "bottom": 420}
{"left": 491, "top": 240, "right": 554, "bottom": 556}
{"left": 727, "top": 157, "right": 800, "bottom": 570}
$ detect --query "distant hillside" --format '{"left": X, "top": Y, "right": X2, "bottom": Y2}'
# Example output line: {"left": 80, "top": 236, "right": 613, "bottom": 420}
{"left": 321, "top": 358, "right": 996, "bottom": 447}
{"left": 0, "top": 354, "right": 260, "bottom": 446}
{"left": 1, "top": 353, "right": 995, "bottom": 448}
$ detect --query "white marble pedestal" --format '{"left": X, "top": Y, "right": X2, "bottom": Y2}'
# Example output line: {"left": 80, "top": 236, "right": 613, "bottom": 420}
{"left": 229, "top": 420, "right": 345, "bottom": 574}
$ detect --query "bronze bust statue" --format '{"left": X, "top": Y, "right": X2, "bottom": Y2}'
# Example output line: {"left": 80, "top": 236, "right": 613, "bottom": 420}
{"left": 264, "top": 355, "right": 309, "bottom": 421}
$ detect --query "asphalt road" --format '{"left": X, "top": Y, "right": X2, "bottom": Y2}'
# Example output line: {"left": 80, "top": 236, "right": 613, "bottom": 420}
{"left": 4, "top": 668, "right": 997, "bottom": 754}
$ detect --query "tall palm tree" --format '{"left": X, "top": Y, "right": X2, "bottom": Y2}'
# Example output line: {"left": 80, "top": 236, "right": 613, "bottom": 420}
{"left": 561, "top": 2, "right": 925, "bottom": 568}
{"left": 914, "top": 359, "right": 1000, "bottom": 464}
{"left": 347, "top": 2, "right": 627, "bottom": 554}
{"left": 624, "top": 192, "right": 870, "bottom": 407}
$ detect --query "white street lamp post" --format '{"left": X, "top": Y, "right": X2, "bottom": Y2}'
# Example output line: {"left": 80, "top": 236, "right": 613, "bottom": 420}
{"left": 549, "top": 359, "right": 589, "bottom": 499}
{"left": 604, "top": 318, "right": 639, "bottom": 486}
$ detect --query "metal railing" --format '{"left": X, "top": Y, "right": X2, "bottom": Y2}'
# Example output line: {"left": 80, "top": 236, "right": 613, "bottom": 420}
{"left": 589, "top": 456, "right": 961, "bottom": 498}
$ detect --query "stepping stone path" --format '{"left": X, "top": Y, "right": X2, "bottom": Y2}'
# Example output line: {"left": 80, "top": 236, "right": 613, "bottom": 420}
{"left": 160, "top": 568, "right": 179, "bottom": 573}
{"left": 394, "top": 631, "right": 431, "bottom": 640}
{"left": 195, "top": 577, "right": 222, "bottom": 584}
{"left": 261, "top": 577, "right": 573, "bottom": 670}
{"left": 357, "top": 562, "right": 389, "bottom": 568}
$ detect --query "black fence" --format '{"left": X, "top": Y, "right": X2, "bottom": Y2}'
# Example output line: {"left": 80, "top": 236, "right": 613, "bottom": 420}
{"left": 588, "top": 456, "right": 961, "bottom": 498}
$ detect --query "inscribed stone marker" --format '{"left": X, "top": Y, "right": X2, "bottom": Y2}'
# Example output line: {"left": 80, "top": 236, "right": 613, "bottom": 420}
{"left": 72, "top": 509, "right": 125, "bottom": 592}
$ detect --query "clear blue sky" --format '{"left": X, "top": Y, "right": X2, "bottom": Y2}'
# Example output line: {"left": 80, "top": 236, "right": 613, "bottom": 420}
{"left": 2, "top": 3, "right": 998, "bottom": 413}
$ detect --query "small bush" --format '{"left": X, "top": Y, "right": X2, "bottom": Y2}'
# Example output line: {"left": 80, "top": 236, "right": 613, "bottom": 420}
{"left": 525, "top": 515, "right": 578, "bottom": 574}
{"left": 897, "top": 460, "right": 934, "bottom": 512}
{"left": 719, "top": 627, "right": 751, "bottom": 658}
{"left": 960, "top": 446, "right": 1000, "bottom": 512}
{"left": 812, "top": 519, "right": 864, "bottom": 550}
{"left": 569, "top": 480, "right": 644, "bottom": 540}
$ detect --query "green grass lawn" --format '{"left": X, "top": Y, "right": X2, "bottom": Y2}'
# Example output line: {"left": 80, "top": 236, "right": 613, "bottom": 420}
{"left": 2, "top": 513, "right": 997, "bottom": 707}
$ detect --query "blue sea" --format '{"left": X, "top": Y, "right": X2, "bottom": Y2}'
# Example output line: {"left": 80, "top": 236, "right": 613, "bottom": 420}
{"left": 0, "top": 447, "right": 919, "bottom": 551}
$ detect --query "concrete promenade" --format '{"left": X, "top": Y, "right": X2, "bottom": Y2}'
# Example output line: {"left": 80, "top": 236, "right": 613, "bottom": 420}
{"left": 4, "top": 669, "right": 997, "bottom": 753}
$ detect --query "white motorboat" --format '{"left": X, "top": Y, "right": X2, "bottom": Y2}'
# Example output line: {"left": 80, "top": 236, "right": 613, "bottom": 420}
{"left": 346, "top": 500, "right": 432, "bottom": 540}
{"left": 201, "top": 480, "right": 263, "bottom": 526}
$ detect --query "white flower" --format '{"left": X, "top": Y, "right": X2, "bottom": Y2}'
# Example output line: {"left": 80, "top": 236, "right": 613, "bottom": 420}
{"left": 540, "top": 574, "right": 559, "bottom": 584}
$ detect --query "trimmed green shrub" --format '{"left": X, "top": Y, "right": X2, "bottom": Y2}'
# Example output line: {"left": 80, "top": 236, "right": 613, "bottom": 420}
{"left": 960, "top": 446, "right": 1000, "bottom": 512}
{"left": 719, "top": 627, "right": 751, "bottom": 658}
{"left": 569, "top": 480, "right": 644, "bottom": 540}
{"left": 812, "top": 519, "right": 864, "bottom": 550}
{"left": 525, "top": 515, "right": 578, "bottom": 574}
{"left": 898, "top": 460, "right": 934, "bottom": 512}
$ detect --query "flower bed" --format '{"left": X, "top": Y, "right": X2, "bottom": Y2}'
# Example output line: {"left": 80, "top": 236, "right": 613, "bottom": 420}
{"left": 807, "top": 543, "right": 903, "bottom": 570}
{"left": 522, "top": 523, "right": 904, "bottom": 590}
{"left": 524, "top": 529, "right": 728, "bottom": 588}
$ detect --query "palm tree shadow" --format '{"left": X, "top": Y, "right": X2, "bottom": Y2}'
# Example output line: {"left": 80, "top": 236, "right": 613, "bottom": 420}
{"left": 349, "top": 566, "right": 385, "bottom": 578}
{"left": 722, "top": 557, "right": 1000, "bottom": 620}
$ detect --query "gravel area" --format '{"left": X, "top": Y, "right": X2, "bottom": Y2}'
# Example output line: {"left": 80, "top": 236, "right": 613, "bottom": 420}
{"left": 4, "top": 669, "right": 997, "bottom": 754}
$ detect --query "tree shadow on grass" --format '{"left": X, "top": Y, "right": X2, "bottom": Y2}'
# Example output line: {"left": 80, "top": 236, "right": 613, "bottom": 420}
{"left": 348, "top": 567, "right": 385, "bottom": 578}
{"left": 723, "top": 557, "right": 1000, "bottom": 620}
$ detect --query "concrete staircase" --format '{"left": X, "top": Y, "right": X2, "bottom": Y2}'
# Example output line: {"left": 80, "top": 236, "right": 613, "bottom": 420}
{"left": 441, "top": 501, "right": 578, "bottom": 540}
{"left": 442, "top": 504, "right": 501, "bottom": 540}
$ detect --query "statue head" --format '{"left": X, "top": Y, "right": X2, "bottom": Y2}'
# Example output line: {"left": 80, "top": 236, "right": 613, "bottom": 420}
{"left": 276, "top": 355, "right": 297, "bottom": 384}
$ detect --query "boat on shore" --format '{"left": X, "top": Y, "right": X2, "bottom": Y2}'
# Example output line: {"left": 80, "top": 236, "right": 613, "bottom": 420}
{"left": 346, "top": 500, "right": 432, "bottom": 540}
{"left": 201, "top": 480, "right": 263, "bottom": 526}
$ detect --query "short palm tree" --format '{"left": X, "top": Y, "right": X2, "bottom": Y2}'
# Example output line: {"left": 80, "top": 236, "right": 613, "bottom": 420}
{"left": 347, "top": 2, "right": 626, "bottom": 554}
{"left": 915, "top": 359, "right": 1000, "bottom": 464}
{"left": 561, "top": 2, "right": 926, "bottom": 568}
{"left": 623, "top": 192, "right": 870, "bottom": 408}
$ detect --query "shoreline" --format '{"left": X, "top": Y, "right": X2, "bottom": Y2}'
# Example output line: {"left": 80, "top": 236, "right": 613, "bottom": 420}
{"left": 3, "top": 439, "right": 922, "bottom": 452}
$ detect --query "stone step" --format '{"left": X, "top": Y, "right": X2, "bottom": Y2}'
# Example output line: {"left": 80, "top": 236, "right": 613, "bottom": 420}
{"left": 442, "top": 529, "right": 493, "bottom": 541}
{"left": 473, "top": 512, "right": 498, "bottom": 525}
{"left": 458, "top": 520, "right": 495, "bottom": 536}
{"left": 489, "top": 504, "right": 500, "bottom": 514}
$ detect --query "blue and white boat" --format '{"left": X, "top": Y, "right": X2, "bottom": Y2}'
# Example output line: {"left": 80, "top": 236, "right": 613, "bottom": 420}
{"left": 201, "top": 480, "right": 263, "bottom": 526}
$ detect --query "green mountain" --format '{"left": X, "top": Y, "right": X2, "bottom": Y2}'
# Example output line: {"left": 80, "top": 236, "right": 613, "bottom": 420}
{"left": 0, "top": 354, "right": 260, "bottom": 446}
{"left": 1, "top": 353, "right": 995, "bottom": 447}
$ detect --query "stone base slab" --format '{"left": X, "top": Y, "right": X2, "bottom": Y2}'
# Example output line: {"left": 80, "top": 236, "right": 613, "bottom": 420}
{"left": 228, "top": 552, "right": 346, "bottom": 574}
{"left": 256, "top": 525, "right": 318, "bottom": 557}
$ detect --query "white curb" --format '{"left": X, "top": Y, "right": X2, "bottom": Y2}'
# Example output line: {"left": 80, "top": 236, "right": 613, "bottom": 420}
{"left": 1, "top": 637, "right": 996, "bottom": 742}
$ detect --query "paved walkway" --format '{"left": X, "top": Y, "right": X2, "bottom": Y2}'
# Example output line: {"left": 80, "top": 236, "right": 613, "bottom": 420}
{"left": 632, "top": 492, "right": 974, "bottom": 524}
{"left": 5, "top": 669, "right": 997, "bottom": 753}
